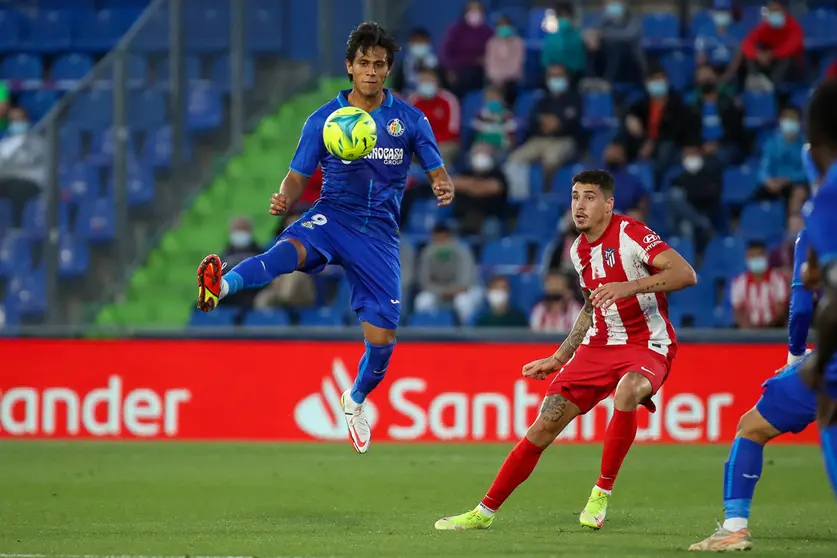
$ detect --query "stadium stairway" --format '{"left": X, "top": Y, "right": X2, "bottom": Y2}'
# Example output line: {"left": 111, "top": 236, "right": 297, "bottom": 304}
{"left": 94, "top": 78, "right": 345, "bottom": 328}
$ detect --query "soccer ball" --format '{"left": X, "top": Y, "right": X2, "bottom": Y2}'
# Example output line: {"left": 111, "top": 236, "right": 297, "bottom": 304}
{"left": 323, "top": 106, "right": 377, "bottom": 161}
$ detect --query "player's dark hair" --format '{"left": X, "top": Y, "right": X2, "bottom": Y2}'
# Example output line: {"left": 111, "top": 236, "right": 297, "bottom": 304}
{"left": 346, "top": 21, "right": 400, "bottom": 82}
{"left": 409, "top": 27, "right": 431, "bottom": 40}
{"left": 572, "top": 169, "right": 615, "bottom": 199}
{"left": 806, "top": 80, "right": 837, "bottom": 150}
{"left": 747, "top": 240, "right": 767, "bottom": 251}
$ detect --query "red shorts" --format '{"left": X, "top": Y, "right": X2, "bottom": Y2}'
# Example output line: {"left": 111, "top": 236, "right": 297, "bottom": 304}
{"left": 546, "top": 344, "right": 673, "bottom": 414}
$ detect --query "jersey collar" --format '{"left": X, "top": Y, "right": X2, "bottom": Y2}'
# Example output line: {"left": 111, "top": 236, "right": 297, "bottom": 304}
{"left": 337, "top": 89, "right": 393, "bottom": 112}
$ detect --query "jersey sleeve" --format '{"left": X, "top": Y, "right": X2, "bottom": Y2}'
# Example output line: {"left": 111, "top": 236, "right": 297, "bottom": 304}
{"left": 623, "top": 221, "right": 672, "bottom": 266}
{"left": 289, "top": 114, "right": 326, "bottom": 178}
{"left": 788, "top": 229, "right": 814, "bottom": 356}
{"left": 413, "top": 113, "right": 444, "bottom": 172}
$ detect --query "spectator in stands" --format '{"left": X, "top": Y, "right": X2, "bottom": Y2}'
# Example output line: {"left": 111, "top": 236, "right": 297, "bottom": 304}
{"left": 584, "top": 0, "right": 646, "bottom": 84}
{"left": 741, "top": 0, "right": 804, "bottom": 85}
{"left": 529, "top": 271, "right": 582, "bottom": 333}
{"left": 506, "top": 64, "right": 580, "bottom": 195}
{"left": 222, "top": 217, "right": 264, "bottom": 309}
{"left": 253, "top": 273, "right": 317, "bottom": 311}
{"left": 0, "top": 106, "right": 44, "bottom": 228}
{"left": 409, "top": 66, "right": 461, "bottom": 164}
{"left": 393, "top": 28, "right": 440, "bottom": 96}
{"left": 485, "top": 14, "right": 525, "bottom": 107}
{"left": 450, "top": 142, "right": 508, "bottom": 234}
{"left": 441, "top": 1, "right": 494, "bottom": 98}
{"left": 757, "top": 106, "right": 807, "bottom": 214}
{"left": 692, "top": 64, "right": 747, "bottom": 164}
{"left": 694, "top": 0, "right": 742, "bottom": 80}
{"left": 667, "top": 144, "right": 722, "bottom": 250}
{"left": 541, "top": 2, "right": 585, "bottom": 83}
{"left": 414, "top": 223, "right": 482, "bottom": 324}
{"left": 471, "top": 85, "right": 517, "bottom": 155}
{"left": 731, "top": 240, "right": 788, "bottom": 329}
{"left": 544, "top": 220, "right": 579, "bottom": 273}
{"left": 620, "top": 65, "right": 699, "bottom": 180}
{"left": 0, "top": 84, "right": 9, "bottom": 133}
{"left": 768, "top": 213, "right": 804, "bottom": 279}
{"left": 602, "top": 142, "right": 647, "bottom": 220}
{"left": 475, "top": 275, "right": 528, "bottom": 327}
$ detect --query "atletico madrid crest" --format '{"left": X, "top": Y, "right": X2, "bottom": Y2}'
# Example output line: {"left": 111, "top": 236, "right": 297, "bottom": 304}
{"left": 604, "top": 248, "right": 616, "bottom": 267}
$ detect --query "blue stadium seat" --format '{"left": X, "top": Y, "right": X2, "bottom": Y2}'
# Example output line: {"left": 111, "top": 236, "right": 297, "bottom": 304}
{"left": 700, "top": 234, "right": 747, "bottom": 282}
{"left": 19, "top": 90, "right": 58, "bottom": 122}
{"left": 642, "top": 13, "right": 682, "bottom": 50}
{"left": 157, "top": 55, "right": 202, "bottom": 85}
{"left": 59, "top": 127, "right": 82, "bottom": 162}
{"left": 142, "top": 125, "right": 191, "bottom": 169}
{"left": 481, "top": 236, "right": 529, "bottom": 267}
{"left": 0, "top": 53, "right": 43, "bottom": 83}
{"left": 802, "top": 8, "right": 837, "bottom": 50}
{"left": 743, "top": 91, "right": 778, "bottom": 129}
{"left": 405, "top": 200, "right": 438, "bottom": 233}
{"left": 52, "top": 53, "right": 95, "bottom": 87}
{"left": 627, "top": 162, "right": 654, "bottom": 192}
{"left": 127, "top": 89, "right": 166, "bottom": 128}
{"left": 187, "top": 83, "right": 222, "bottom": 131}
{"left": 0, "top": 11, "right": 22, "bottom": 52}
{"left": 74, "top": 9, "right": 139, "bottom": 52}
{"left": 588, "top": 129, "right": 616, "bottom": 160}
{"left": 721, "top": 165, "right": 758, "bottom": 205}
{"left": 0, "top": 231, "right": 32, "bottom": 278}
{"left": 581, "top": 91, "right": 616, "bottom": 130}
{"left": 58, "top": 234, "right": 90, "bottom": 278}
{"left": 5, "top": 272, "right": 47, "bottom": 318}
{"left": 739, "top": 201, "right": 785, "bottom": 243}
{"left": 790, "top": 88, "right": 812, "bottom": 111}
{"left": 132, "top": 8, "right": 169, "bottom": 52}
{"left": 660, "top": 51, "right": 694, "bottom": 91}
{"left": 189, "top": 307, "right": 237, "bottom": 326}
{"left": 0, "top": 200, "right": 11, "bottom": 236}
{"left": 246, "top": 8, "right": 283, "bottom": 53}
{"left": 459, "top": 90, "right": 485, "bottom": 148}
{"left": 299, "top": 307, "right": 344, "bottom": 326}
{"left": 187, "top": 8, "right": 230, "bottom": 52}
{"left": 666, "top": 236, "right": 695, "bottom": 265}
{"left": 513, "top": 196, "right": 562, "bottom": 239}
{"left": 552, "top": 162, "right": 586, "bottom": 199}
{"left": 90, "top": 127, "right": 137, "bottom": 166}
{"left": 21, "top": 198, "right": 71, "bottom": 240}
{"left": 61, "top": 164, "right": 100, "bottom": 204}
{"left": 210, "top": 55, "right": 255, "bottom": 91}
{"left": 528, "top": 163, "right": 544, "bottom": 196}
{"left": 513, "top": 89, "right": 542, "bottom": 138}
{"left": 40, "top": 0, "right": 96, "bottom": 8}
{"left": 76, "top": 198, "right": 116, "bottom": 241}
{"left": 126, "top": 170, "right": 156, "bottom": 207}
{"left": 526, "top": 8, "right": 548, "bottom": 41}
{"left": 509, "top": 272, "right": 543, "bottom": 313}
{"left": 28, "top": 10, "right": 73, "bottom": 52}
{"left": 67, "top": 87, "right": 113, "bottom": 129}
{"left": 408, "top": 309, "right": 455, "bottom": 328}
{"left": 243, "top": 308, "right": 291, "bottom": 326}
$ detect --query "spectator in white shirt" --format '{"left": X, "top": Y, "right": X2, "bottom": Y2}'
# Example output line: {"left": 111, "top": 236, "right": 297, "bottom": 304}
{"left": 529, "top": 271, "right": 582, "bottom": 332}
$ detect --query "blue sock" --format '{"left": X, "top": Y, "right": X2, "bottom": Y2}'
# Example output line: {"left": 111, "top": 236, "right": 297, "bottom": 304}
{"left": 350, "top": 340, "right": 395, "bottom": 404}
{"left": 224, "top": 241, "right": 300, "bottom": 297}
{"left": 723, "top": 437, "right": 764, "bottom": 522}
{"left": 820, "top": 425, "right": 837, "bottom": 498}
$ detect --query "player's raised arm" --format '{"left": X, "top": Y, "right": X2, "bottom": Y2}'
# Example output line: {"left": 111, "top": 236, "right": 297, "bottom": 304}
{"left": 270, "top": 115, "right": 326, "bottom": 215}
{"left": 522, "top": 291, "right": 593, "bottom": 380}
{"left": 788, "top": 229, "right": 815, "bottom": 363}
{"left": 413, "top": 113, "right": 454, "bottom": 206}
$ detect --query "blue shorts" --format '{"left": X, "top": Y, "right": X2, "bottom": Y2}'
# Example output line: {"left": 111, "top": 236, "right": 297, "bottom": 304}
{"left": 756, "top": 360, "right": 817, "bottom": 434}
{"left": 280, "top": 206, "right": 401, "bottom": 330}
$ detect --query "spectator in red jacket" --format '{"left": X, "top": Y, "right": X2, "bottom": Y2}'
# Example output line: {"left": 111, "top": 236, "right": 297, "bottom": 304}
{"left": 408, "top": 66, "right": 461, "bottom": 164}
{"left": 741, "top": 1, "right": 803, "bottom": 85}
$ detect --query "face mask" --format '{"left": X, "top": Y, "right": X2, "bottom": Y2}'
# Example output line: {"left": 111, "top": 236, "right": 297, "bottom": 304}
{"left": 434, "top": 245, "right": 453, "bottom": 259}
{"left": 547, "top": 77, "right": 569, "bottom": 94}
{"left": 8, "top": 122, "right": 28, "bottom": 135}
{"left": 487, "top": 289, "right": 508, "bottom": 308}
{"left": 557, "top": 17, "right": 573, "bottom": 28}
{"left": 700, "top": 82, "right": 716, "bottom": 94}
{"left": 646, "top": 79, "right": 668, "bottom": 97}
{"left": 746, "top": 256, "right": 768, "bottom": 274}
{"left": 417, "top": 81, "right": 437, "bottom": 98}
{"left": 471, "top": 152, "right": 494, "bottom": 172}
{"left": 485, "top": 100, "right": 503, "bottom": 113}
{"left": 780, "top": 118, "right": 800, "bottom": 136}
{"left": 496, "top": 25, "right": 514, "bottom": 38}
{"left": 465, "top": 10, "right": 484, "bottom": 26}
{"left": 409, "top": 43, "right": 431, "bottom": 58}
{"left": 229, "top": 231, "right": 252, "bottom": 248}
{"left": 767, "top": 11, "right": 785, "bottom": 28}
{"left": 713, "top": 11, "right": 732, "bottom": 27}
{"left": 604, "top": 2, "right": 625, "bottom": 19}
{"left": 683, "top": 155, "right": 704, "bottom": 174}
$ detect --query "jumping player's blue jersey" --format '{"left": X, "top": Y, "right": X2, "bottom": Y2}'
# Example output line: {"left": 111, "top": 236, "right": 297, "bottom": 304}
{"left": 804, "top": 161, "right": 837, "bottom": 267}
{"left": 289, "top": 89, "right": 444, "bottom": 245}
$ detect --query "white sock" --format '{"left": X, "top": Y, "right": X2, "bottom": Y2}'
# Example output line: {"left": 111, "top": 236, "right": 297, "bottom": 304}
{"left": 594, "top": 485, "right": 612, "bottom": 495}
{"left": 722, "top": 517, "right": 748, "bottom": 532}
{"left": 477, "top": 502, "right": 495, "bottom": 517}
{"left": 219, "top": 279, "right": 229, "bottom": 299}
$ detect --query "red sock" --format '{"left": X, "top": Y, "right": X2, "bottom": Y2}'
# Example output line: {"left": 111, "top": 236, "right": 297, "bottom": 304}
{"left": 597, "top": 409, "right": 638, "bottom": 492}
{"left": 481, "top": 437, "right": 546, "bottom": 511}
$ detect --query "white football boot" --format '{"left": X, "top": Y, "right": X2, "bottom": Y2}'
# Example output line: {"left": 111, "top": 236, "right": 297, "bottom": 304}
{"left": 341, "top": 389, "right": 371, "bottom": 454}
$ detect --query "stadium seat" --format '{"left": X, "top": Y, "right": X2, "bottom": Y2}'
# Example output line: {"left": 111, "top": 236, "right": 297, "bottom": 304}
{"left": 552, "top": 163, "right": 586, "bottom": 199}
{"left": 588, "top": 129, "right": 617, "bottom": 160}
{"left": 509, "top": 272, "right": 543, "bottom": 313}
{"left": 0, "top": 231, "right": 32, "bottom": 278}
{"left": 58, "top": 234, "right": 90, "bottom": 278}
{"left": 127, "top": 89, "right": 167, "bottom": 129}
{"left": 187, "top": 83, "right": 223, "bottom": 131}
{"left": 28, "top": 10, "right": 73, "bottom": 53}
{"left": 22, "top": 198, "right": 72, "bottom": 240}
{"left": 61, "top": 164, "right": 100, "bottom": 204}
{"left": 408, "top": 309, "right": 455, "bottom": 328}
{"left": 743, "top": 92, "right": 778, "bottom": 129}
{"left": 660, "top": 51, "right": 694, "bottom": 91}
{"left": 156, "top": 55, "right": 202, "bottom": 85}
{"left": 581, "top": 91, "right": 616, "bottom": 129}
{"left": 641, "top": 13, "right": 682, "bottom": 50}
{"left": 802, "top": 9, "right": 837, "bottom": 50}
{"left": 76, "top": 198, "right": 116, "bottom": 241}
{"left": 627, "top": 163, "right": 654, "bottom": 192}
{"left": 189, "top": 307, "right": 237, "bottom": 326}
{"left": 142, "top": 125, "right": 190, "bottom": 169}
{"left": 125, "top": 170, "right": 156, "bottom": 207}
{"left": 513, "top": 196, "right": 562, "bottom": 239}
{"left": 52, "top": 53, "right": 95, "bottom": 87}
{"left": 67, "top": 87, "right": 113, "bottom": 129}
{"left": 480, "top": 236, "right": 529, "bottom": 267}
{"left": 0, "top": 53, "right": 43, "bottom": 83}
{"left": 246, "top": 8, "right": 283, "bottom": 53}
{"left": 700, "top": 235, "right": 746, "bottom": 282}
{"left": 210, "top": 55, "right": 255, "bottom": 91}
{"left": 243, "top": 308, "right": 291, "bottom": 326}
{"left": 298, "top": 307, "right": 344, "bottom": 326}
{"left": 4, "top": 272, "right": 47, "bottom": 318}
{"left": 721, "top": 165, "right": 758, "bottom": 205}
{"left": 186, "top": 8, "right": 230, "bottom": 52}
{"left": 19, "top": 90, "right": 58, "bottom": 122}
{"left": 738, "top": 201, "right": 785, "bottom": 243}
{"left": 666, "top": 236, "right": 695, "bottom": 265}
{"left": 0, "top": 200, "right": 11, "bottom": 236}
{"left": 132, "top": 8, "right": 169, "bottom": 52}
{"left": 0, "top": 11, "right": 22, "bottom": 52}
{"left": 75, "top": 9, "right": 140, "bottom": 52}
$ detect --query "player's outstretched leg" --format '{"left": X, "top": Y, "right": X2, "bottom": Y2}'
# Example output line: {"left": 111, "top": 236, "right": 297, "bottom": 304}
{"left": 196, "top": 240, "right": 304, "bottom": 311}
{"left": 434, "top": 394, "right": 581, "bottom": 531}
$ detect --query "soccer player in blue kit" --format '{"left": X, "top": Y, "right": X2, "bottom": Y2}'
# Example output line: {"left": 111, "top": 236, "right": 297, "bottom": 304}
{"left": 195, "top": 22, "right": 454, "bottom": 454}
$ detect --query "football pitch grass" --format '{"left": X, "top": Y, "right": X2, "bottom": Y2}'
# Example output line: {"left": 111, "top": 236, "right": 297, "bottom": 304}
{"left": 1, "top": 442, "right": 835, "bottom": 557}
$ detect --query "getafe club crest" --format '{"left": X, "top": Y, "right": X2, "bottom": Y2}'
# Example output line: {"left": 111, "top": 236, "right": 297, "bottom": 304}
{"left": 386, "top": 118, "right": 405, "bottom": 137}
{"left": 604, "top": 248, "right": 616, "bottom": 267}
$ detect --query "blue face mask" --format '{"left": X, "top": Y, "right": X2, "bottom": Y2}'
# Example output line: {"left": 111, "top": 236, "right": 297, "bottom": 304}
{"left": 485, "top": 100, "right": 503, "bottom": 113}
{"left": 547, "top": 77, "right": 568, "bottom": 94}
{"left": 409, "top": 43, "right": 431, "bottom": 58}
{"left": 767, "top": 11, "right": 785, "bottom": 28}
{"left": 496, "top": 25, "right": 515, "bottom": 38}
{"left": 417, "top": 81, "right": 437, "bottom": 98}
{"left": 780, "top": 118, "right": 800, "bottom": 136}
{"left": 8, "top": 122, "right": 28, "bottom": 135}
{"left": 713, "top": 11, "right": 732, "bottom": 27}
{"left": 605, "top": 2, "right": 625, "bottom": 19}
{"left": 646, "top": 79, "right": 668, "bottom": 97}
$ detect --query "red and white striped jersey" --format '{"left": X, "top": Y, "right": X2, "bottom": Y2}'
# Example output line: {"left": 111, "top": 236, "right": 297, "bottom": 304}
{"left": 729, "top": 269, "right": 788, "bottom": 327}
{"left": 570, "top": 214, "right": 677, "bottom": 357}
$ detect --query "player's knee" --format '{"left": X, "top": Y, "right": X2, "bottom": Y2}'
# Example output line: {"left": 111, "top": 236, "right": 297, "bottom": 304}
{"left": 736, "top": 408, "right": 778, "bottom": 445}
{"left": 613, "top": 372, "right": 653, "bottom": 411}
{"left": 527, "top": 394, "right": 578, "bottom": 444}
{"left": 362, "top": 322, "right": 397, "bottom": 345}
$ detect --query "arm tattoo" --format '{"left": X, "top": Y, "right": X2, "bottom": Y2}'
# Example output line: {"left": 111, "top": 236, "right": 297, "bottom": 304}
{"left": 540, "top": 394, "right": 570, "bottom": 423}
{"left": 554, "top": 294, "right": 594, "bottom": 364}
{"left": 633, "top": 259, "right": 672, "bottom": 293}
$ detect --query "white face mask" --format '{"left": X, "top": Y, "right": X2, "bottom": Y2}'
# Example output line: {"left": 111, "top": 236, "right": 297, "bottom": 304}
{"left": 417, "top": 81, "right": 438, "bottom": 98}
{"left": 683, "top": 155, "right": 704, "bottom": 174}
{"left": 230, "top": 231, "right": 252, "bottom": 248}
{"left": 746, "top": 256, "right": 768, "bottom": 274}
{"left": 471, "top": 152, "right": 494, "bottom": 172}
{"left": 487, "top": 289, "right": 509, "bottom": 308}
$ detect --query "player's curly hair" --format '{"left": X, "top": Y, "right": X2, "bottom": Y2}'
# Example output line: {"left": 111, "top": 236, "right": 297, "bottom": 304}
{"left": 807, "top": 80, "right": 837, "bottom": 150}
{"left": 345, "top": 21, "right": 400, "bottom": 81}
{"left": 572, "top": 169, "right": 615, "bottom": 199}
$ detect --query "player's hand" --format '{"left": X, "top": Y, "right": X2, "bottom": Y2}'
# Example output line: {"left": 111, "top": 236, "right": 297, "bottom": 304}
{"left": 522, "top": 356, "right": 563, "bottom": 380}
{"left": 433, "top": 178, "right": 454, "bottom": 206}
{"left": 590, "top": 281, "right": 636, "bottom": 310}
{"left": 269, "top": 192, "right": 290, "bottom": 216}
